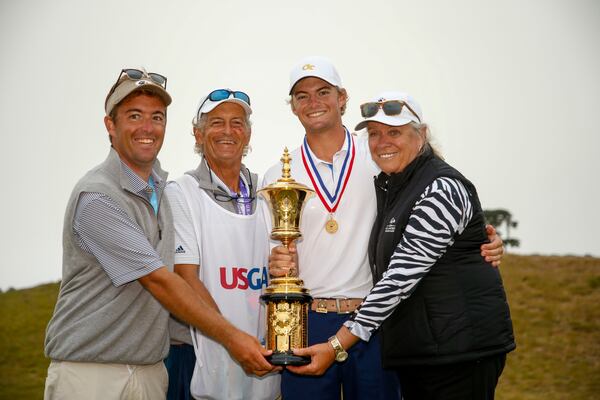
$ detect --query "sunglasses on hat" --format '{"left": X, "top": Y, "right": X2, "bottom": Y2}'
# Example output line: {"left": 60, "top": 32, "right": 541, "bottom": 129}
{"left": 360, "top": 100, "right": 421, "bottom": 122}
{"left": 196, "top": 89, "right": 251, "bottom": 119}
{"left": 116, "top": 68, "right": 167, "bottom": 88}
{"left": 200, "top": 89, "right": 251, "bottom": 106}
{"left": 105, "top": 68, "right": 168, "bottom": 107}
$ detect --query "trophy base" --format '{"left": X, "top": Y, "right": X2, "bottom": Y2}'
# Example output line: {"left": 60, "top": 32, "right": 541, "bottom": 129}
{"left": 268, "top": 351, "right": 311, "bottom": 366}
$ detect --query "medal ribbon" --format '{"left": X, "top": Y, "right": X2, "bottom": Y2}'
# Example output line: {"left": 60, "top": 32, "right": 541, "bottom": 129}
{"left": 301, "top": 128, "right": 355, "bottom": 214}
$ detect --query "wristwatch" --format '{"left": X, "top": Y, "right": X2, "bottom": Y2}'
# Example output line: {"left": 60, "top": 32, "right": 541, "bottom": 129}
{"left": 328, "top": 335, "right": 349, "bottom": 362}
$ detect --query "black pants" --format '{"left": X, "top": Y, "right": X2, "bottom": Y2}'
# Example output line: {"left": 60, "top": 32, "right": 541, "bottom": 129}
{"left": 396, "top": 353, "right": 506, "bottom": 400}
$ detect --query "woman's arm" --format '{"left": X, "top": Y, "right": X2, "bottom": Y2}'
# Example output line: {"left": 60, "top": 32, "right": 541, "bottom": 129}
{"left": 348, "top": 177, "right": 474, "bottom": 340}
{"left": 288, "top": 176, "right": 473, "bottom": 375}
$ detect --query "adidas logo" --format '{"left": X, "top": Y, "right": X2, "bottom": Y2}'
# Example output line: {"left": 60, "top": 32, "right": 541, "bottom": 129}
{"left": 175, "top": 245, "right": 185, "bottom": 254}
{"left": 385, "top": 217, "right": 396, "bottom": 233}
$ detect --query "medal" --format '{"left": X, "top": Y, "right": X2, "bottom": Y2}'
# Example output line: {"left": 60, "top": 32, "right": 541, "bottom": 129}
{"left": 301, "top": 129, "right": 355, "bottom": 234}
{"left": 325, "top": 215, "right": 339, "bottom": 233}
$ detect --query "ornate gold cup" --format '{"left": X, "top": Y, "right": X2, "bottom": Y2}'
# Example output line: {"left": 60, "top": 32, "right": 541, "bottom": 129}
{"left": 258, "top": 148, "right": 314, "bottom": 366}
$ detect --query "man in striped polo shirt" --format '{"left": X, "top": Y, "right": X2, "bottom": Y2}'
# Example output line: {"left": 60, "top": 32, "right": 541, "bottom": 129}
{"left": 44, "top": 69, "right": 276, "bottom": 400}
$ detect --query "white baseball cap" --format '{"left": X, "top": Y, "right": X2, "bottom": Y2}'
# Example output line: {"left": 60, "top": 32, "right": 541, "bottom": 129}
{"left": 195, "top": 89, "right": 252, "bottom": 119}
{"left": 355, "top": 91, "right": 423, "bottom": 131}
{"left": 288, "top": 56, "right": 342, "bottom": 94}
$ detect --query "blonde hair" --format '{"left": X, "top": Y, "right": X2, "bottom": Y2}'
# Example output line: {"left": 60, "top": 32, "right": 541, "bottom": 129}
{"left": 410, "top": 122, "right": 444, "bottom": 160}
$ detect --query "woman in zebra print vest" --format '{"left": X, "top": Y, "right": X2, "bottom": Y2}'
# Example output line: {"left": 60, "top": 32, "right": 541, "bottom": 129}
{"left": 288, "top": 91, "right": 515, "bottom": 400}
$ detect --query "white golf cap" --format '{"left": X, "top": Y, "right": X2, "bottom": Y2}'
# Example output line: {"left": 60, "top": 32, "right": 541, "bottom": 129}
{"left": 288, "top": 56, "right": 342, "bottom": 94}
{"left": 355, "top": 91, "right": 423, "bottom": 131}
{"left": 195, "top": 89, "right": 252, "bottom": 119}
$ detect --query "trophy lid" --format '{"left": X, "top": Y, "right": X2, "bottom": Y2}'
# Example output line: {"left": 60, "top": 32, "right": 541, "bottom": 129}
{"left": 258, "top": 148, "right": 315, "bottom": 195}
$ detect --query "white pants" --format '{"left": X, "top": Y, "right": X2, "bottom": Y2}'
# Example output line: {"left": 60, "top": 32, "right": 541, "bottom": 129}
{"left": 44, "top": 360, "right": 168, "bottom": 400}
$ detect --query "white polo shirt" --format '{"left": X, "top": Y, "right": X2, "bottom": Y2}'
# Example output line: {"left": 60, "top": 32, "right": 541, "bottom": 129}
{"left": 262, "top": 132, "right": 379, "bottom": 299}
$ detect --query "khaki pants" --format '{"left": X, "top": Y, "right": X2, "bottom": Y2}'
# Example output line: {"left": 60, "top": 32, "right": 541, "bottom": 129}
{"left": 44, "top": 360, "right": 168, "bottom": 400}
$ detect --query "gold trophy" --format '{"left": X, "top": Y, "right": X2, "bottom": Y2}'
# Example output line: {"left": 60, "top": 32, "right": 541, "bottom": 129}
{"left": 259, "top": 148, "right": 314, "bottom": 366}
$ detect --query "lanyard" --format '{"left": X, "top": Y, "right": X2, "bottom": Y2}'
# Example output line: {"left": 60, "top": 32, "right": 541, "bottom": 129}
{"left": 236, "top": 178, "right": 253, "bottom": 215}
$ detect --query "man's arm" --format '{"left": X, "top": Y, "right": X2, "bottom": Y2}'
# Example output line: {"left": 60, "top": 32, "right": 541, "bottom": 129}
{"left": 139, "top": 267, "right": 276, "bottom": 376}
{"left": 166, "top": 182, "right": 220, "bottom": 312}
{"left": 174, "top": 264, "right": 220, "bottom": 312}
{"left": 75, "top": 192, "right": 276, "bottom": 376}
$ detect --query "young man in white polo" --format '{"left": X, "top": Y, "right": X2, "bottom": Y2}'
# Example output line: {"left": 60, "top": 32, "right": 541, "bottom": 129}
{"left": 266, "top": 56, "right": 505, "bottom": 400}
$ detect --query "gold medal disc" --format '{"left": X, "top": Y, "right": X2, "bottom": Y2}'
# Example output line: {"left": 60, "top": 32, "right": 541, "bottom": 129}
{"left": 325, "top": 218, "right": 339, "bottom": 234}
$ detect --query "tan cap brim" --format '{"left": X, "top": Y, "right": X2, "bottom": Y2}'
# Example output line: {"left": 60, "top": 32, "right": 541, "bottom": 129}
{"left": 105, "top": 79, "right": 172, "bottom": 115}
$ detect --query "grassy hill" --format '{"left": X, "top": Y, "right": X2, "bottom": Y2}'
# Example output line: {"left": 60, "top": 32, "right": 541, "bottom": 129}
{"left": 0, "top": 254, "right": 599, "bottom": 399}
{"left": 0, "top": 282, "right": 58, "bottom": 399}
{"left": 495, "top": 254, "right": 600, "bottom": 399}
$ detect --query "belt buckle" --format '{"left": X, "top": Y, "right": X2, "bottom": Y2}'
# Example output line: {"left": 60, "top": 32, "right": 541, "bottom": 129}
{"left": 316, "top": 299, "right": 328, "bottom": 313}
{"left": 334, "top": 297, "right": 351, "bottom": 314}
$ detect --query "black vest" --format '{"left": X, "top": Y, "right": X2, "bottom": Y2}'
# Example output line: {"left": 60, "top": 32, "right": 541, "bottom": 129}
{"left": 368, "top": 153, "right": 515, "bottom": 367}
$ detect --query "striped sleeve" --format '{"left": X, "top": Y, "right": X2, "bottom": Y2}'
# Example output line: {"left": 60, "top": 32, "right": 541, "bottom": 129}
{"left": 73, "top": 192, "right": 165, "bottom": 287}
{"left": 344, "top": 177, "right": 474, "bottom": 341}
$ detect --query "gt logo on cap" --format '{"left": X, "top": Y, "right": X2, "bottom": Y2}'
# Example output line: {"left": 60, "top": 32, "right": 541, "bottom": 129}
{"left": 302, "top": 64, "right": 315, "bottom": 71}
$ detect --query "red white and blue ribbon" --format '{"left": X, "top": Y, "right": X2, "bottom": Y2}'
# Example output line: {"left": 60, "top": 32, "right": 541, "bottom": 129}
{"left": 301, "top": 128, "right": 355, "bottom": 214}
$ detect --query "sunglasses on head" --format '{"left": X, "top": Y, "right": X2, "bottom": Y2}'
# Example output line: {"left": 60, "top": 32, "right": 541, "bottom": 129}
{"left": 360, "top": 100, "right": 421, "bottom": 122}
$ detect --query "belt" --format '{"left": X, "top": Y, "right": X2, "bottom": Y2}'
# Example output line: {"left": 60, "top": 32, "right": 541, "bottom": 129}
{"left": 311, "top": 298, "right": 362, "bottom": 314}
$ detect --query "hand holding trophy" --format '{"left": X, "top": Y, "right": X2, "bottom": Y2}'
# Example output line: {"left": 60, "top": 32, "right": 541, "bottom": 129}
{"left": 259, "top": 148, "right": 313, "bottom": 366}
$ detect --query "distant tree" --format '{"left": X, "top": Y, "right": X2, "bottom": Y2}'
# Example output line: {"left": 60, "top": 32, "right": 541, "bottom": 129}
{"left": 483, "top": 208, "right": 520, "bottom": 248}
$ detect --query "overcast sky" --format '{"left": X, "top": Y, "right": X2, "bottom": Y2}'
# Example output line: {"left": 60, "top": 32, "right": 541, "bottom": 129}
{"left": 1, "top": 0, "right": 599, "bottom": 290}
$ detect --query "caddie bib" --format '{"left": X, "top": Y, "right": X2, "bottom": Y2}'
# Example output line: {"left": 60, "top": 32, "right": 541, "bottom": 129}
{"left": 176, "top": 175, "right": 279, "bottom": 400}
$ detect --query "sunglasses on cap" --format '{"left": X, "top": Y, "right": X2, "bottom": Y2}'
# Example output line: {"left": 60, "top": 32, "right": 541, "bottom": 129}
{"left": 105, "top": 69, "right": 168, "bottom": 106}
{"left": 115, "top": 68, "right": 167, "bottom": 88}
{"left": 360, "top": 100, "right": 421, "bottom": 122}
{"left": 198, "top": 89, "right": 251, "bottom": 110}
